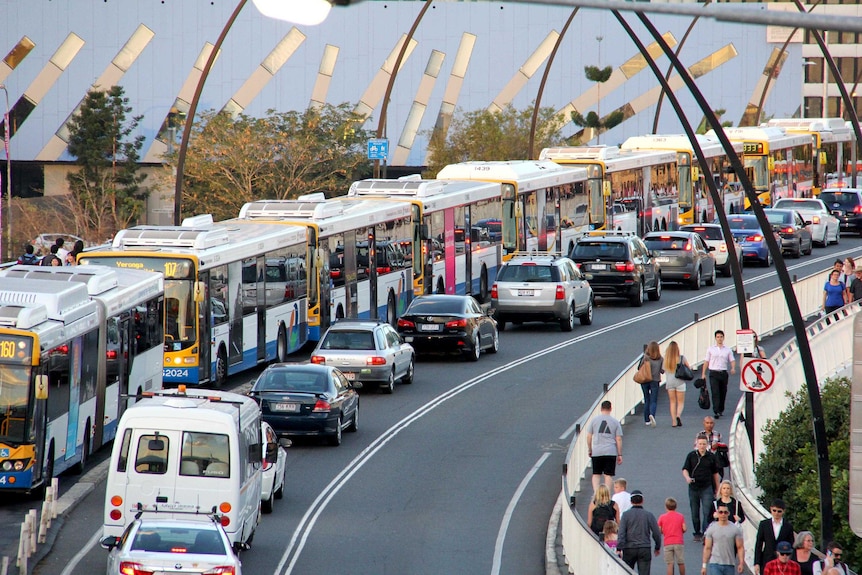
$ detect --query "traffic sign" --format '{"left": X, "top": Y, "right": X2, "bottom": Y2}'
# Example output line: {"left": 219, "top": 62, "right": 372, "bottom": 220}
{"left": 740, "top": 358, "right": 775, "bottom": 392}
{"left": 367, "top": 139, "right": 389, "bottom": 161}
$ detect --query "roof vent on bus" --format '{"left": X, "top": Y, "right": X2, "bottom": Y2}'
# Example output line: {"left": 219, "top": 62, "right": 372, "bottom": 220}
{"left": 539, "top": 145, "right": 620, "bottom": 161}
{"left": 0, "top": 303, "right": 49, "bottom": 329}
{"left": 0, "top": 278, "right": 92, "bottom": 324}
{"left": 297, "top": 192, "right": 327, "bottom": 202}
{"left": 112, "top": 226, "right": 230, "bottom": 250}
{"left": 238, "top": 198, "right": 344, "bottom": 220}
{"left": 348, "top": 179, "right": 446, "bottom": 198}
{"left": 181, "top": 214, "right": 215, "bottom": 227}
{"left": 0, "top": 265, "right": 120, "bottom": 296}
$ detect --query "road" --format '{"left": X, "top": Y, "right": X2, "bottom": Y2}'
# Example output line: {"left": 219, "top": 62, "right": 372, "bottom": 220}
{"left": 26, "top": 239, "right": 862, "bottom": 575}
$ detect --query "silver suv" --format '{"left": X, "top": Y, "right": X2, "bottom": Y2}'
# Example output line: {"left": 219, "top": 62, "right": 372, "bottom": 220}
{"left": 491, "top": 253, "right": 593, "bottom": 332}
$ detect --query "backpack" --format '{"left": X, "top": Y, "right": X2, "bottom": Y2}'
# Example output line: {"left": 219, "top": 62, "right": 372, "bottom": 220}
{"left": 591, "top": 502, "right": 615, "bottom": 535}
{"left": 18, "top": 253, "right": 38, "bottom": 265}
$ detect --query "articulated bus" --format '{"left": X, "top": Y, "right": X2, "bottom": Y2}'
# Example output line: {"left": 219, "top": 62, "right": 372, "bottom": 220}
{"left": 707, "top": 126, "right": 813, "bottom": 208}
{"left": 435, "top": 160, "right": 590, "bottom": 258}
{"left": 620, "top": 134, "right": 745, "bottom": 224}
{"left": 766, "top": 117, "right": 855, "bottom": 194}
{"left": 346, "top": 177, "right": 504, "bottom": 299}
{"left": 80, "top": 216, "right": 309, "bottom": 387}
{"left": 539, "top": 146, "right": 679, "bottom": 235}
{"left": 237, "top": 194, "right": 416, "bottom": 337}
{"left": 0, "top": 265, "right": 163, "bottom": 492}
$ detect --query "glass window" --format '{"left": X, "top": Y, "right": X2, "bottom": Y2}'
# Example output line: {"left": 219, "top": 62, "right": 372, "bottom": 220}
{"left": 134, "top": 434, "right": 169, "bottom": 475}
{"left": 131, "top": 526, "right": 227, "bottom": 555}
{"left": 181, "top": 432, "right": 230, "bottom": 478}
{"left": 0, "top": 364, "right": 32, "bottom": 444}
{"left": 116, "top": 428, "right": 132, "bottom": 472}
{"left": 209, "top": 265, "right": 229, "bottom": 326}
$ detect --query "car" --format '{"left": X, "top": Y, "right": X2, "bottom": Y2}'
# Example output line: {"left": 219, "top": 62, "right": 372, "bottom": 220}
{"left": 724, "top": 214, "right": 777, "bottom": 267}
{"left": 474, "top": 218, "right": 502, "bottom": 242}
{"left": 772, "top": 197, "right": 840, "bottom": 246}
{"left": 679, "top": 224, "right": 742, "bottom": 277}
{"left": 762, "top": 208, "right": 814, "bottom": 258}
{"left": 260, "top": 421, "right": 288, "bottom": 514}
{"left": 310, "top": 319, "right": 415, "bottom": 394}
{"left": 491, "top": 253, "right": 593, "bottom": 331}
{"left": 396, "top": 294, "right": 499, "bottom": 361}
{"left": 247, "top": 363, "right": 360, "bottom": 446}
{"left": 100, "top": 516, "right": 243, "bottom": 575}
{"left": 642, "top": 231, "right": 716, "bottom": 289}
{"left": 567, "top": 231, "right": 662, "bottom": 307}
{"left": 32, "top": 233, "right": 88, "bottom": 255}
{"left": 819, "top": 188, "right": 862, "bottom": 236}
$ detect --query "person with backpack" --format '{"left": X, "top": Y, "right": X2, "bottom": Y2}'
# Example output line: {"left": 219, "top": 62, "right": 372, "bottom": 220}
{"left": 813, "top": 541, "right": 849, "bottom": 575}
{"left": 587, "top": 484, "right": 619, "bottom": 538}
{"left": 17, "top": 244, "right": 39, "bottom": 265}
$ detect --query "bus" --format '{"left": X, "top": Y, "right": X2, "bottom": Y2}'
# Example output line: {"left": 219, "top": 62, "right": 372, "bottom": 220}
{"left": 706, "top": 126, "right": 813, "bottom": 207}
{"left": 237, "top": 194, "right": 416, "bottom": 336}
{"left": 0, "top": 265, "right": 163, "bottom": 492}
{"left": 766, "top": 117, "right": 855, "bottom": 195}
{"left": 80, "top": 215, "right": 309, "bottom": 387}
{"left": 434, "top": 160, "right": 590, "bottom": 259}
{"left": 345, "top": 177, "right": 505, "bottom": 299}
{"left": 620, "top": 134, "right": 746, "bottom": 224}
{"left": 539, "top": 145, "right": 680, "bottom": 235}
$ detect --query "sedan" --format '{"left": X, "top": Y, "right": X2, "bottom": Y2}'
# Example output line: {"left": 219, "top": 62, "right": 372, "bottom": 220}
{"left": 248, "top": 363, "right": 360, "bottom": 446}
{"left": 679, "top": 224, "right": 742, "bottom": 277}
{"left": 396, "top": 294, "right": 499, "bottom": 361}
{"left": 311, "top": 319, "right": 415, "bottom": 394}
{"left": 260, "top": 421, "right": 288, "bottom": 514}
{"left": 772, "top": 198, "right": 840, "bottom": 247}
{"left": 100, "top": 517, "right": 242, "bottom": 575}
{"left": 762, "top": 208, "right": 813, "bottom": 258}
{"left": 642, "top": 231, "right": 716, "bottom": 290}
{"left": 724, "top": 214, "right": 777, "bottom": 267}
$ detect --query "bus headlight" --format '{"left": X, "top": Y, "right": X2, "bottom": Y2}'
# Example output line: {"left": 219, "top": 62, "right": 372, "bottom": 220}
{"left": 1, "top": 461, "right": 10, "bottom": 471}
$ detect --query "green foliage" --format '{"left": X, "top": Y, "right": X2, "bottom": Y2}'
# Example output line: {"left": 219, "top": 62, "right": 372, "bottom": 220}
{"left": 164, "top": 104, "right": 372, "bottom": 221}
{"left": 423, "top": 104, "right": 566, "bottom": 175}
{"left": 65, "top": 86, "right": 148, "bottom": 241}
{"left": 570, "top": 65, "right": 618, "bottom": 139}
{"left": 584, "top": 65, "right": 612, "bottom": 83}
{"left": 755, "top": 376, "right": 857, "bottom": 565}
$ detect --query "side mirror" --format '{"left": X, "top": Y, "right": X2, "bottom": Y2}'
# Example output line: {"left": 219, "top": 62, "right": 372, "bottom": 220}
{"left": 707, "top": 246, "right": 716, "bottom": 252}
{"left": 278, "top": 438, "right": 292, "bottom": 449}
{"left": 351, "top": 381, "right": 364, "bottom": 390}
{"left": 804, "top": 220, "right": 812, "bottom": 226}
{"left": 233, "top": 541, "right": 250, "bottom": 554}
{"left": 99, "top": 536, "right": 120, "bottom": 550}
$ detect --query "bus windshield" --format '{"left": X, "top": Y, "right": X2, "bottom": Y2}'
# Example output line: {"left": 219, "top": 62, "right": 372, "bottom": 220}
{"left": 744, "top": 156, "right": 769, "bottom": 192}
{"left": 164, "top": 279, "right": 196, "bottom": 346}
{"left": 0, "top": 364, "right": 32, "bottom": 445}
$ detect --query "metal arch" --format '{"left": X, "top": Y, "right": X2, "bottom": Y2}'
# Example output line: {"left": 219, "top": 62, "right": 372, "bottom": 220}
{"left": 651, "top": 1, "right": 710, "bottom": 135}
{"left": 527, "top": 7, "right": 578, "bottom": 160}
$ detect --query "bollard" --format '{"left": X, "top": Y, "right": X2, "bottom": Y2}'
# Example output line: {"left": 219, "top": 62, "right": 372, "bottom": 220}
{"left": 1, "top": 555, "right": 8, "bottom": 575}
{"left": 16, "top": 520, "right": 28, "bottom": 570}
{"left": 38, "top": 501, "right": 50, "bottom": 543}
{"left": 50, "top": 478, "right": 59, "bottom": 518}
{"left": 27, "top": 509, "right": 37, "bottom": 556}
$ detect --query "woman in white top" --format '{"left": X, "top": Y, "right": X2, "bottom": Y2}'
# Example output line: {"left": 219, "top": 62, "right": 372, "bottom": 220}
{"left": 663, "top": 341, "right": 690, "bottom": 428}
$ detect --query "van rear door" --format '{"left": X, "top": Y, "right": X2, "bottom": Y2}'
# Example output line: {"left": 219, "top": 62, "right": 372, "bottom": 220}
{"left": 126, "top": 429, "right": 181, "bottom": 511}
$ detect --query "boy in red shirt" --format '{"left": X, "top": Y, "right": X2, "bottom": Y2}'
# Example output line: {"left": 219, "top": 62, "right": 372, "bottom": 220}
{"left": 658, "top": 497, "right": 688, "bottom": 575}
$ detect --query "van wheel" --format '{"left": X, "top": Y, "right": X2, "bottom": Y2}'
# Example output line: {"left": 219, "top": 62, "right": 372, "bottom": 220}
{"left": 215, "top": 348, "right": 228, "bottom": 388}
{"left": 274, "top": 465, "right": 285, "bottom": 499}
{"left": 328, "top": 417, "right": 343, "bottom": 446}
{"left": 276, "top": 324, "right": 288, "bottom": 363}
{"left": 74, "top": 424, "right": 90, "bottom": 474}
{"left": 386, "top": 291, "right": 397, "bottom": 326}
{"left": 262, "top": 485, "right": 275, "bottom": 514}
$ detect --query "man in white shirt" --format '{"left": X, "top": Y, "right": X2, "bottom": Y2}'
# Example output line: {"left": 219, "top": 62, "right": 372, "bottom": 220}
{"left": 700, "top": 330, "right": 735, "bottom": 419}
{"left": 613, "top": 477, "right": 632, "bottom": 515}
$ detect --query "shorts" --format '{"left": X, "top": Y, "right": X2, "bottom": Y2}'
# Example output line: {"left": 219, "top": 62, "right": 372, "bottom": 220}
{"left": 591, "top": 455, "right": 617, "bottom": 476}
{"left": 664, "top": 544, "right": 685, "bottom": 564}
{"left": 666, "top": 379, "right": 687, "bottom": 392}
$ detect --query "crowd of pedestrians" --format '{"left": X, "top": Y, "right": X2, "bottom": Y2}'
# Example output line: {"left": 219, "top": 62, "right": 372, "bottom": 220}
{"left": 16, "top": 236, "right": 84, "bottom": 267}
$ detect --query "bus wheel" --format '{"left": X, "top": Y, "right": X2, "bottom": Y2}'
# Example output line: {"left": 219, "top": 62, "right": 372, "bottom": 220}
{"left": 335, "top": 305, "right": 345, "bottom": 320}
{"left": 436, "top": 278, "right": 445, "bottom": 294}
{"left": 74, "top": 423, "right": 90, "bottom": 474}
{"left": 661, "top": 218, "right": 668, "bottom": 231}
{"left": 215, "top": 347, "right": 228, "bottom": 388}
{"left": 386, "top": 291, "right": 397, "bottom": 326}
{"left": 702, "top": 211, "right": 708, "bottom": 223}
{"left": 478, "top": 267, "right": 489, "bottom": 303}
{"left": 276, "top": 324, "right": 288, "bottom": 363}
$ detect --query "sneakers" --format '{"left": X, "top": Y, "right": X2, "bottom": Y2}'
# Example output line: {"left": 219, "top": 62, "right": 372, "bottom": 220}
{"left": 693, "top": 534, "right": 703, "bottom": 543}
{"left": 645, "top": 421, "right": 651, "bottom": 426}
{"left": 649, "top": 415, "right": 656, "bottom": 427}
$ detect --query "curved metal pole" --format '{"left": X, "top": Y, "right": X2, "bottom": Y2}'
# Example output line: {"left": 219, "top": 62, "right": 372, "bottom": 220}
{"left": 528, "top": 7, "right": 578, "bottom": 160}
{"left": 174, "top": 0, "right": 248, "bottom": 225}
{"left": 373, "top": 0, "right": 432, "bottom": 178}
{"left": 652, "top": 1, "right": 709, "bottom": 134}
{"left": 635, "top": 11, "right": 834, "bottom": 548}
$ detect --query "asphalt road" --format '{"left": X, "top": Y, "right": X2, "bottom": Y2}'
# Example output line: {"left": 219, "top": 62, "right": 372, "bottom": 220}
{"left": 23, "top": 238, "right": 862, "bottom": 575}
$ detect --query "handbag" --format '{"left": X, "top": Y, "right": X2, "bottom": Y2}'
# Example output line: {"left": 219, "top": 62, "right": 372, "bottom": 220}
{"left": 675, "top": 359, "right": 695, "bottom": 381}
{"left": 633, "top": 357, "right": 652, "bottom": 384}
{"left": 698, "top": 386, "right": 711, "bottom": 410}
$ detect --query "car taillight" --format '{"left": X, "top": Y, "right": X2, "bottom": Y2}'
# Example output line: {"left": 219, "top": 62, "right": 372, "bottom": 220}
{"left": 855, "top": 205, "right": 862, "bottom": 214}
{"left": 220, "top": 515, "right": 230, "bottom": 527}
{"left": 366, "top": 356, "right": 387, "bottom": 365}
{"left": 262, "top": 458, "right": 272, "bottom": 471}
{"left": 106, "top": 349, "right": 117, "bottom": 360}
{"left": 110, "top": 509, "right": 122, "bottom": 521}
{"left": 397, "top": 318, "right": 415, "bottom": 329}
{"left": 377, "top": 266, "right": 391, "bottom": 274}
{"left": 614, "top": 261, "right": 635, "bottom": 272}
{"left": 745, "top": 234, "right": 764, "bottom": 242}
{"left": 445, "top": 318, "right": 467, "bottom": 328}
{"left": 120, "top": 563, "right": 154, "bottom": 575}
{"left": 685, "top": 241, "right": 692, "bottom": 251}
{"left": 313, "top": 399, "right": 331, "bottom": 412}
{"left": 783, "top": 227, "right": 794, "bottom": 234}
{"left": 812, "top": 216, "right": 821, "bottom": 224}
{"left": 203, "top": 567, "right": 237, "bottom": 575}
{"left": 310, "top": 356, "right": 325, "bottom": 365}
{"left": 490, "top": 283, "right": 498, "bottom": 299}
{"left": 555, "top": 285, "right": 565, "bottom": 300}
{"left": 719, "top": 243, "right": 727, "bottom": 252}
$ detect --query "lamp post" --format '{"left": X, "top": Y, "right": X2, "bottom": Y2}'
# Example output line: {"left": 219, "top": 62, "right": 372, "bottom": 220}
{"left": 0, "top": 84, "right": 9, "bottom": 262}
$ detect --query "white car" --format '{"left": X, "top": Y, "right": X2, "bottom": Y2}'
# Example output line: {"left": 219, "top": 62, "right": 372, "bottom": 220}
{"left": 261, "top": 421, "right": 288, "bottom": 513}
{"left": 772, "top": 198, "right": 840, "bottom": 247}
{"left": 679, "top": 224, "right": 743, "bottom": 277}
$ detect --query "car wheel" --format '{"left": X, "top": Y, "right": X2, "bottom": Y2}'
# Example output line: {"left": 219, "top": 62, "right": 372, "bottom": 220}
{"left": 764, "top": 252, "right": 772, "bottom": 267}
{"left": 792, "top": 240, "right": 801, "bottom": 258}
{"left": 274, "top": 466, "right": 285, "bottom": 499}
{"left": 817, "top": 229, "right": 828, "bottom": 247}
{"left": 560, "top": 302, "right": 575, "bottom": 332}
{"left": 804, "top": 239, "right": 813, "bottom": 256}
{"left": 381, "top": 368, "right": 395, "bottom": 394}
{"left": 579, "top": 298, "right": 593, "bottom": 325}
{"left": 690, "top": 268, "right": 701, "bottom": 290}
{"left": 347, "top": 405, "right": 359, "bottom": 432}
{"left": 648, "top": 276, "right": 662, "bottom": 301}
{"left": 328, "top": 416, "right": 343, "bottom": 446}
{"left": 262, "top": 483, "right": 275, "bottom": 514}
{"left": 630, "top": 280, "right": 645, "bottom": 307}
{"left": 465, "top": 334, "right": 481, "bottom": 361}
{"left": 833, "top": 228, "right": 840, "bottom": 245}
{"left": 402, "top": 359, "right": 414, "bottom": 384}
{"left": 487, "top": 330, "right": 499, "bottom": 354}
{"left": 706, "top": 266, "right": 716, "bottom": 286}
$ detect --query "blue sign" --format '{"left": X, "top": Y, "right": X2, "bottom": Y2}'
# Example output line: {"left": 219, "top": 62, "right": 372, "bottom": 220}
{"left": 367, "top": 139, "right": 389, "bottom": 161}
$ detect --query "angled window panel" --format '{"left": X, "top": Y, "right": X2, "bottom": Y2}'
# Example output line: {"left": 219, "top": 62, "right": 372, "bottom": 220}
{"left": 0, "top": 36, "right": 36, "bottom": 84}
{"left": 393, "top": 50, "right": 445, "bottom": 165}
{"left": 38, "top": 25, "right": 155, "bottom": 161}
{"left": 426, "top": 33, "right": 475, "bottom": 165}
{"left": 353, "top": 34, "right": 417, "bottom": 123}
{"left": 487, "top": 31, "right": 558, "bottom": 114}
{"left": 222, "top": 28, "right": 306, "bottom": 118}
{"left": 310, "top": 45, "right": 340, "bottom": 109}
{"left": 739, "top": 48, "right": 789, "bottom": 127}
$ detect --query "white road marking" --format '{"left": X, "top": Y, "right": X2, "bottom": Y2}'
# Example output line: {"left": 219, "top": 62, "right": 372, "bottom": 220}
{"left": 60, "top": 528, "right": 101, "bottom": 575}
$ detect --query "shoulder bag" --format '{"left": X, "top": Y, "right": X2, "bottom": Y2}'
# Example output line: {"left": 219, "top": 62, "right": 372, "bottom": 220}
{"left": 633, "top": 356, "right": 652, "bottom": 384}
{"left": 675, "top": 357, "right": 695, "bottom": 381}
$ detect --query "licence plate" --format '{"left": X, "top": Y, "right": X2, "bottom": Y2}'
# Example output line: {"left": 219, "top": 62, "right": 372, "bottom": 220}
{"left": 655, "top": 257, "right": 670, "bottom": 263}
{"left": 273, "top": 402, "right": 299, "bottom": 412}
{"left": 517, "top": 289, "right": 534, "bottom": 296}
{"left": 420, "top": 324, "right": 441, "bottom": 331}
{"left": 343, "top": 372, "right": 355, "bottom": 381}
{"left": 590, "top": 263, "right": 607, "bottom": 270}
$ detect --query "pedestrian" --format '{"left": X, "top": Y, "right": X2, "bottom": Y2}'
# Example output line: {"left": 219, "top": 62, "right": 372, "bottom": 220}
{"left": 587, "top": 484, "right": 619, "bottom": 537}
{"left": 848, "top": 268, "right": 862, "bottom": 303}
{"left": 813, "top": 541, "right": 849, "bottom": 575}
{"left": 617, "top": 489, "right": 662, "bottom": 574}
{"left": 64, "top": 251, "right": 77, "bottom": 266}
{"left": 586, "top": 400, "right": 623, "bottom": 492}
{"left": 17, "top": 244, "right": 39, "bottom": 265}
{"left": 700, "top": 330, "right": 735, "bottom": 419}
{"left": 753, "top": 499, "right": 795, "bottom": 575}
{"left": 712, "top": 480, "right": 745, "bottom": 525}
{"left": 664, "top": 340, "right": 690, "bottom": 428}
{"left": 763, "top": 541, "right": 801, "bottom": 575}
{"left": 658, "top": 497, "right": 687, "bottom": 575}
{"left": 613, "top": 477, "right": 632, "bottom": 516}
{"left": 841, "top": 257, "right": 856, "bottom": 290}
{"left": 54, "top": 237, "right": 69, "bottom": 262}
{"left": 40, "top": 244, "right": 61, "bottom": 267}
{"left": 823, "top": 269, "right": 848, "bottom": 313}
{"left": 682, "top": 434, "right": 721, "bottom": 543}
{"left": 701, "top": 503, "right": 744, "bottom": 575}
{"left": 603, "top": 520, "right": 619, "bottom": 552}
{"left": 792, "top": 531, "right": 817, "bottom": 575}
{"left": 639, "top": 341, "right": 664, "bottom": 428}
{"left": 696, "top": 416, "right": 722, "bottom": 451}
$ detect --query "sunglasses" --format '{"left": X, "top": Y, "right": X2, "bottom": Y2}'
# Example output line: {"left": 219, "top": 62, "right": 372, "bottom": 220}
{"left": 779, "top": 552, "right": 792, "bottom": 557}
{"left": 717, "top": 510, "right": 729, "bottom": 514}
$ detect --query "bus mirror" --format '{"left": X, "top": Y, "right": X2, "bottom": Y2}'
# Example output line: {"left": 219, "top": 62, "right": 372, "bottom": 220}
{"left": 35, "top": 375, "right": 48, "bottom": 400}
{"left": 420, "top": 224, "right": 429, "bottom": 240}
{"left": 194, "top": 282, "right": 205, "bottom": 303}
{"left": 249, "top": 443, "right": 262, "bottom": 462}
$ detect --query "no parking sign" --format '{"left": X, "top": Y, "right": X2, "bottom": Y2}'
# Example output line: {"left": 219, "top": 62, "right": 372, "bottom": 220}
{"left": 739, "top": 358, "right": 775, "bottom": 392}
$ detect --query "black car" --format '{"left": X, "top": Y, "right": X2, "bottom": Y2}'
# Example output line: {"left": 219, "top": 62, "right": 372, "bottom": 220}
{"left": 396, "top": 294, "right": 499, "bottom": 361}
{"left": 820, "top": 188, "right": 862, "bottom": 236}
{"left": 568, "top": 232, "right": 662, "bottom": 307}
{"left": 248, "top": 363, "right": 360, "bottom": 446}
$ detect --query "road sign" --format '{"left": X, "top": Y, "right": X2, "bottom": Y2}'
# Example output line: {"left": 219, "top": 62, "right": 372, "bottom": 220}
{"left": 736, "top": 329, "right": 755, "bottom": 354}
{"left": 740, "top": 358, "right": 775, "bottom": 392}
{"left": 367, "top": 139, "right": 389, "bottom": 161}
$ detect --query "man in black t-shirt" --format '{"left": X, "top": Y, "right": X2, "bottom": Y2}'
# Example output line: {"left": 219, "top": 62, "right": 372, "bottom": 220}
{"left": 681, "top": 434, "right": 720, "bottom": 542}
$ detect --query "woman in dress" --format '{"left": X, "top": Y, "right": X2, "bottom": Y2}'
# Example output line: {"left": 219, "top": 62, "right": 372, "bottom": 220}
{"left": 640, "top": 341, "right": 664, "bottom": 428}
{"left": 712, "top": 479, "right": 745, "bottom": 525}
{"left": 793, "top": 531, "right": 818, "bottom": 575}
{"left": 663, "top": 341, "right": 690, "bottom": 428}
{"left": 587, "top": 484, "right": 620, "bottom": 538}
{"left": 823, "top": 269, "right": 848, "bottom": 313}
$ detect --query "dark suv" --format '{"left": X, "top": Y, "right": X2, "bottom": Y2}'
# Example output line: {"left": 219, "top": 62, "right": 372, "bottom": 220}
{"left": 820, "top": 188, "right": 862, "bottom": 235}
{"left": 568, "top": 232, "right": 662, "bottom": 307}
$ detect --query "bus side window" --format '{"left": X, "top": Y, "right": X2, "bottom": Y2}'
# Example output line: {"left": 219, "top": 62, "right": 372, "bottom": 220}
{"left": 117, "top": 428, "right": 132, "bottom": 472}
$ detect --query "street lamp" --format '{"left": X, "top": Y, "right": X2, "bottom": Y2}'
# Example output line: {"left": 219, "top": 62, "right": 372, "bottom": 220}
{"left": 0, "top": 85, "right": 9, "bottom": 263}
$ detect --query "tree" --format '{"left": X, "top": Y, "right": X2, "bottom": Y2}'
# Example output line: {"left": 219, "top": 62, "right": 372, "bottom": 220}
{"left": 569, "top": 65, "right": 624, "bottom": 143}
{"left": 65, "top": 86, "right": 148, "bottom": 241}
{"left": 166, "top": 104, "right": 372, "bottom": 221}
{"left": 755, "top": 376, "right": 856, "bottom": 565}
{"left": 424, "top": 103, "right": 567, "bottom": 176}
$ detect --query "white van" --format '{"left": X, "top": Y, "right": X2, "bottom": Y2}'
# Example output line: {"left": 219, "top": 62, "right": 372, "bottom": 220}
{"left": 103, "top": 387, "right": 262, "bottom": 548}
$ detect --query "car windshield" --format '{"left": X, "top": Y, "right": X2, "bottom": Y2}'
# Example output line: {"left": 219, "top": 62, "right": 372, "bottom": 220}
{"left": 764, "top": 211, "right": 792, "bottom": 225}
{"left": 496, "top": 264, "right": 559, "bottom": 282}
{"left": 321, "top": 330, "right": 375, "bottom": 351}
{"left": 821, "top": 192, "right": 861, "bottom": 208}
{"left": 255, "top": 369, "right": 328, "bottom": 392}
{"left": 406, "top": 299, "right": 465, "bottom": 315}
{"left": 643, "top": 236, "right": 691, "bottom": 251}
{"left": 571, "top": 242, "right": 627, "bottom": 259}
{"left": 682, "top": 227, "right": 722, "bottom": 241}
{"left": 774, "top": 200, "right": 821, "bottom": 211}
{"left": 131, "top": 526, "right": 227, "bottom": 555}
{"left": 726, "top": 217, "right": 760, "bottom": 230}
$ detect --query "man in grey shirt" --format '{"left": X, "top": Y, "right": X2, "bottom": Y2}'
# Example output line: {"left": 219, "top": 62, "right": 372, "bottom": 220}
{"left": 617, "top": 489, "right": 661, "bottom": 573}
{"left": 702, "top": 506, "right": 744, "bottom": 574}
{"left": 586, "top": 400, "right": 623, "bottom": 492}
